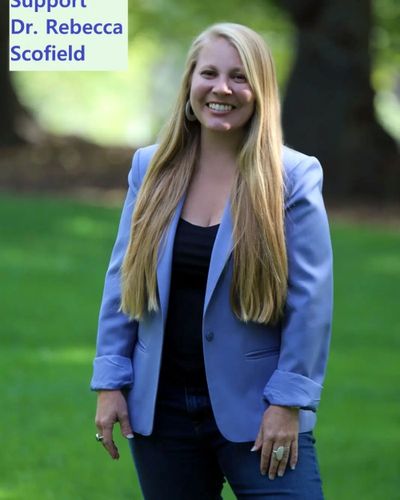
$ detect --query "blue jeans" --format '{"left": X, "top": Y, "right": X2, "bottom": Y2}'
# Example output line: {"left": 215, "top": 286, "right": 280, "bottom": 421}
{"left": 129, "top": 384, "right": 324, "bottom": 499}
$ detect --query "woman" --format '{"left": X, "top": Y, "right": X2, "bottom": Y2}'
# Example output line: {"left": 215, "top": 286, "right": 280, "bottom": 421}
{"left": 91, "top": 22, "right": 333, "bottom": 499}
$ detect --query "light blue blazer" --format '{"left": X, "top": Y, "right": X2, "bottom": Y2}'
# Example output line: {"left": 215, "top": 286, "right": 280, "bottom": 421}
{"left": 90, "top": 144, "right": 333, "bottom": 442}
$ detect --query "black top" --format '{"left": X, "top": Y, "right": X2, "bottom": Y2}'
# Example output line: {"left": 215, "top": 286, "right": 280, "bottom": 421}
{"left": 159, "top": 217, "right": 220, "bottom": 389}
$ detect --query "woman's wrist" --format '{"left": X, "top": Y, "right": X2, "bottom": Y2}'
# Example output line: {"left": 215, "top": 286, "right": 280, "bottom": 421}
{"left": 270, "top": 404, "right": 300, "bottom": 411}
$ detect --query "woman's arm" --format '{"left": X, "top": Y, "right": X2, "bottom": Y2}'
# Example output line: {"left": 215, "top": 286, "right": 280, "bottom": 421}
{"left": 264, "top": 155, "right": 333, "bottom": 410}
{"left": 90, "top": 149, "right": 143, "bottom": 391}
{"left": 90, "top": 149, "right": 145, "bottom": 459}
{"left": 253, "top": 155, "right": 333, "bottom": 479}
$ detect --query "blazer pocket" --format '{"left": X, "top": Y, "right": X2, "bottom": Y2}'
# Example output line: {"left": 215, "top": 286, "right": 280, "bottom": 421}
{"left": 244, "top": 346, "right": 280, "bottom": 360}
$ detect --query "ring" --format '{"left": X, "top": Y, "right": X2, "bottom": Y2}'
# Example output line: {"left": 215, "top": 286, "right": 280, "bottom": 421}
{"left": 95, "top": 433, "right": 104, "bottom": 442}
{"left": 272, "top": 445, "right": 285, "bottom": 461}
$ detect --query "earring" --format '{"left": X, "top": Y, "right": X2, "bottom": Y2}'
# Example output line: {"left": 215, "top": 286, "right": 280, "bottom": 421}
{"left": 185, "top": 100, "right": 197, "bottom": 122}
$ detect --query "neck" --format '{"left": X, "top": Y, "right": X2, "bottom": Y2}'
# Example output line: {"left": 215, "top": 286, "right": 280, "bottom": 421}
{"left": 198, "top": 128, "right": 244, "bottom": 175}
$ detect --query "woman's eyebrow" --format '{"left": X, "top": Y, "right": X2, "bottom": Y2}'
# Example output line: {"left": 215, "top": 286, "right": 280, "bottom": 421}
{"left": 198, "top": 64, "right": 245, "bottom": 72}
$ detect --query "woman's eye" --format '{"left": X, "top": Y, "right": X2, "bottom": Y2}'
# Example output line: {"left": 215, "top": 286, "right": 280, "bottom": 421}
{"left": 234, "top": 74, "right": 247, "bottom": 82}
{"left": 201, "top": 70, "right": 215, "bottom": 77}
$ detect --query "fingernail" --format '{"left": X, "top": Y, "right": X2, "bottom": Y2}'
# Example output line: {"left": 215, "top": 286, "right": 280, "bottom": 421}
{"left": 261, "top": 470, "right": 266, "bottom": 476}
{"left": 126, "top": 434, "right": 134, "bottom": 439}
{"left": 250, "top": 445, "right": 257, "bottom": 452}
{"left": 290, "top": 464, "right": 296, "bottom": 470}
{"left": 269, "top": 474, "right": 274, "bottom": 480}
{"left": 277, "top": 471, "right": 284, "bottom": 477}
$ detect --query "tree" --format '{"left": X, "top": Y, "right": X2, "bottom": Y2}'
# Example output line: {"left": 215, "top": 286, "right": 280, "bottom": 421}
{"left": 2, "top": 0, "right": 398, "bottom": 200}
{"left": 0, "top": 2, "right": 44, "bottom": 146}
{"left": 278, "top": 0, "right": 399, "bottom": 201}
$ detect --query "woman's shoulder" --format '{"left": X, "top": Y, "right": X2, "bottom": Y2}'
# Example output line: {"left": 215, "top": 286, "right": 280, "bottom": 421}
{"left": 282, "top": 144, "right": 323, "bottom": 186}
{"left": 131, "top": 143, "right": 159, "bottom": 181}
{"left": 282, "top": 145, "right": 321, "bottom": 175}
{"left": 135, "top": 143, "right": 159, "bottom": 163}
{"left": 282, "top": 145, "right": 324, "bottom": 205}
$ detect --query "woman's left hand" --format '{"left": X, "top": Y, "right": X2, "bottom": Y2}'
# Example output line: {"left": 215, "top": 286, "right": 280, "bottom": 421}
{"left": 251, "top": 405, "right": 299, "bottom": 480}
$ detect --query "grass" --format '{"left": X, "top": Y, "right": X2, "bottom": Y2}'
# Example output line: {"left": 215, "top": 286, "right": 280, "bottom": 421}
{"left": 1, "top": 193, "right": 399, "bottom": 500}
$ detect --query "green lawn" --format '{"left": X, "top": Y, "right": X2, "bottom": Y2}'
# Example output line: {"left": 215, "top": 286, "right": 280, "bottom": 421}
{"left": 1, "top": 193, "right": 399, "bottom": 500}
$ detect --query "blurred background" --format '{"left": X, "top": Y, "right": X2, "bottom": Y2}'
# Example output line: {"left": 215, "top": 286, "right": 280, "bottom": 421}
{"left": 1, "top": 0, "right": 399, "bottom": 499}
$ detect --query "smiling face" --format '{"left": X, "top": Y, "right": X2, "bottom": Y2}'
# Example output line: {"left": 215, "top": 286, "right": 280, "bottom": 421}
{"left": 189, "top": 36, "right": 255, "bottom": 135}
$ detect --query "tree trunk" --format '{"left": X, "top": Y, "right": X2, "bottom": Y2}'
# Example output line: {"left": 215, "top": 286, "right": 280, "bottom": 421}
{"left": 0, "top": 2, "right": 43, "bottom": 147}
{"left": 278, "top": 0, "right": 399, "bottom": 201}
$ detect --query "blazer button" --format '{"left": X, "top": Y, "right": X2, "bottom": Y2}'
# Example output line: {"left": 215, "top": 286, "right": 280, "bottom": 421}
{"left": 205, "top": 331, "right": 214, "bottom": 342}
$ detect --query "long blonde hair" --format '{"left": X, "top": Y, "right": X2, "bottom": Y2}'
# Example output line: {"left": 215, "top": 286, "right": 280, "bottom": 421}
{"left": 121, "top": 22, "right": 287, "bottom": 325}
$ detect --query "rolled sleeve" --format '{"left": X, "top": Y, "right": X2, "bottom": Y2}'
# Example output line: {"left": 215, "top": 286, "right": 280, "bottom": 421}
{"left": 263, "top": 156, "right": 333, "bottom": 411}
{"left": 92, "top": 355, "right": 134, "bottom": 390}
{"left": 264, "top": 370, "right": 322, "bottom": 410}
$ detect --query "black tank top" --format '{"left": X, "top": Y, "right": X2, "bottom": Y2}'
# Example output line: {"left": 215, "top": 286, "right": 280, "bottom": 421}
{"left": 159, "top": 217, "right": 220, "bottom": 389}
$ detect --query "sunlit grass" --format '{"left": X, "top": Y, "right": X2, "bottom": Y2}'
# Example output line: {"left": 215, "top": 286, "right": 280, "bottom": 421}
{"left": 1, "top": 193, "right": 399, "bottom": 499}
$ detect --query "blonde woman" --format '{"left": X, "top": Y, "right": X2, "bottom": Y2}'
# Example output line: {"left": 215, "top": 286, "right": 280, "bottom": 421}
{"left": 91, "top": 22, "right": 333, "bottom": 499}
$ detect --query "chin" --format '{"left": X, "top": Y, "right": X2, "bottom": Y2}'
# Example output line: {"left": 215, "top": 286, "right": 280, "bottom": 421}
{"left": 205, "top": 120, "right": 234, "bottom": 132}
{"left": 211, "top": 125, "right": 231, "bottom": 132}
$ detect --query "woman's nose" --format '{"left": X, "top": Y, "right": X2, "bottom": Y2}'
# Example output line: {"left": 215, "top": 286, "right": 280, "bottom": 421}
{"left": 212, "top": 77, "right": 232, "bottom": 95}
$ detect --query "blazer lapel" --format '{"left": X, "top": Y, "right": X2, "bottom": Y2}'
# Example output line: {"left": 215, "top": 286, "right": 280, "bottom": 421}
{"left": 156, "top": 193, "right": 186, "bottom": 329}
{"left": 203, "top": 196, "right": 234, "bottom": 317}
{"left": 156, "top": 192, "right": 234, "bottom": 328}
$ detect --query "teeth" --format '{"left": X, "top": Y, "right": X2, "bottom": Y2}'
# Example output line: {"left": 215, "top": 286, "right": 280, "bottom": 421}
{"left": 208, "top": 103, "right": 233, "bottom": 112}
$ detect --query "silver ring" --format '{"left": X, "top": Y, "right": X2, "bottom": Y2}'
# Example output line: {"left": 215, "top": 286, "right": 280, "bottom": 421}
{"left": 272, "top": 445, "right": 285, "bottom": 461}
{"left": 95, "top": 433, "right": 104, "bottom": 442}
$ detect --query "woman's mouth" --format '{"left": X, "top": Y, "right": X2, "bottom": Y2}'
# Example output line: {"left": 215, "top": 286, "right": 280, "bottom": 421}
{"left": 207, "top": 102, "right": 234, "bottom": 112}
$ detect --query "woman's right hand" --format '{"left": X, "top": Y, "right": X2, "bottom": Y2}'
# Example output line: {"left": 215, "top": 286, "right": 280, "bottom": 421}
{"left": 95, "top": 390, "right": 134, "bottom": 459}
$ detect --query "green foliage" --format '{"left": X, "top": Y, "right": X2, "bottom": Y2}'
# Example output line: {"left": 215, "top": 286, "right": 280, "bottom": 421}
{"left": 372, "top": 0, "right": 400, "bottom": 66}
{"left": 371, "top": 0, "right": 400, "bottom": 138}
{"left": 12, "top": 1, "right": 400, "bottom": 145}
{"left": 128, "top": 0, "right": 288, "bottom": 40}
{"left": 12, "top": 2, "right": 294, "bottom": 146}
{"left": 0, "top": 194, "right": 399, "bottom": 499}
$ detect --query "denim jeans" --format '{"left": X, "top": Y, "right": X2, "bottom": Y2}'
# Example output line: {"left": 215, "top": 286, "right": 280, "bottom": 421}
{"left": 129, "top": 383, "right": 324, "bottom": 499}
